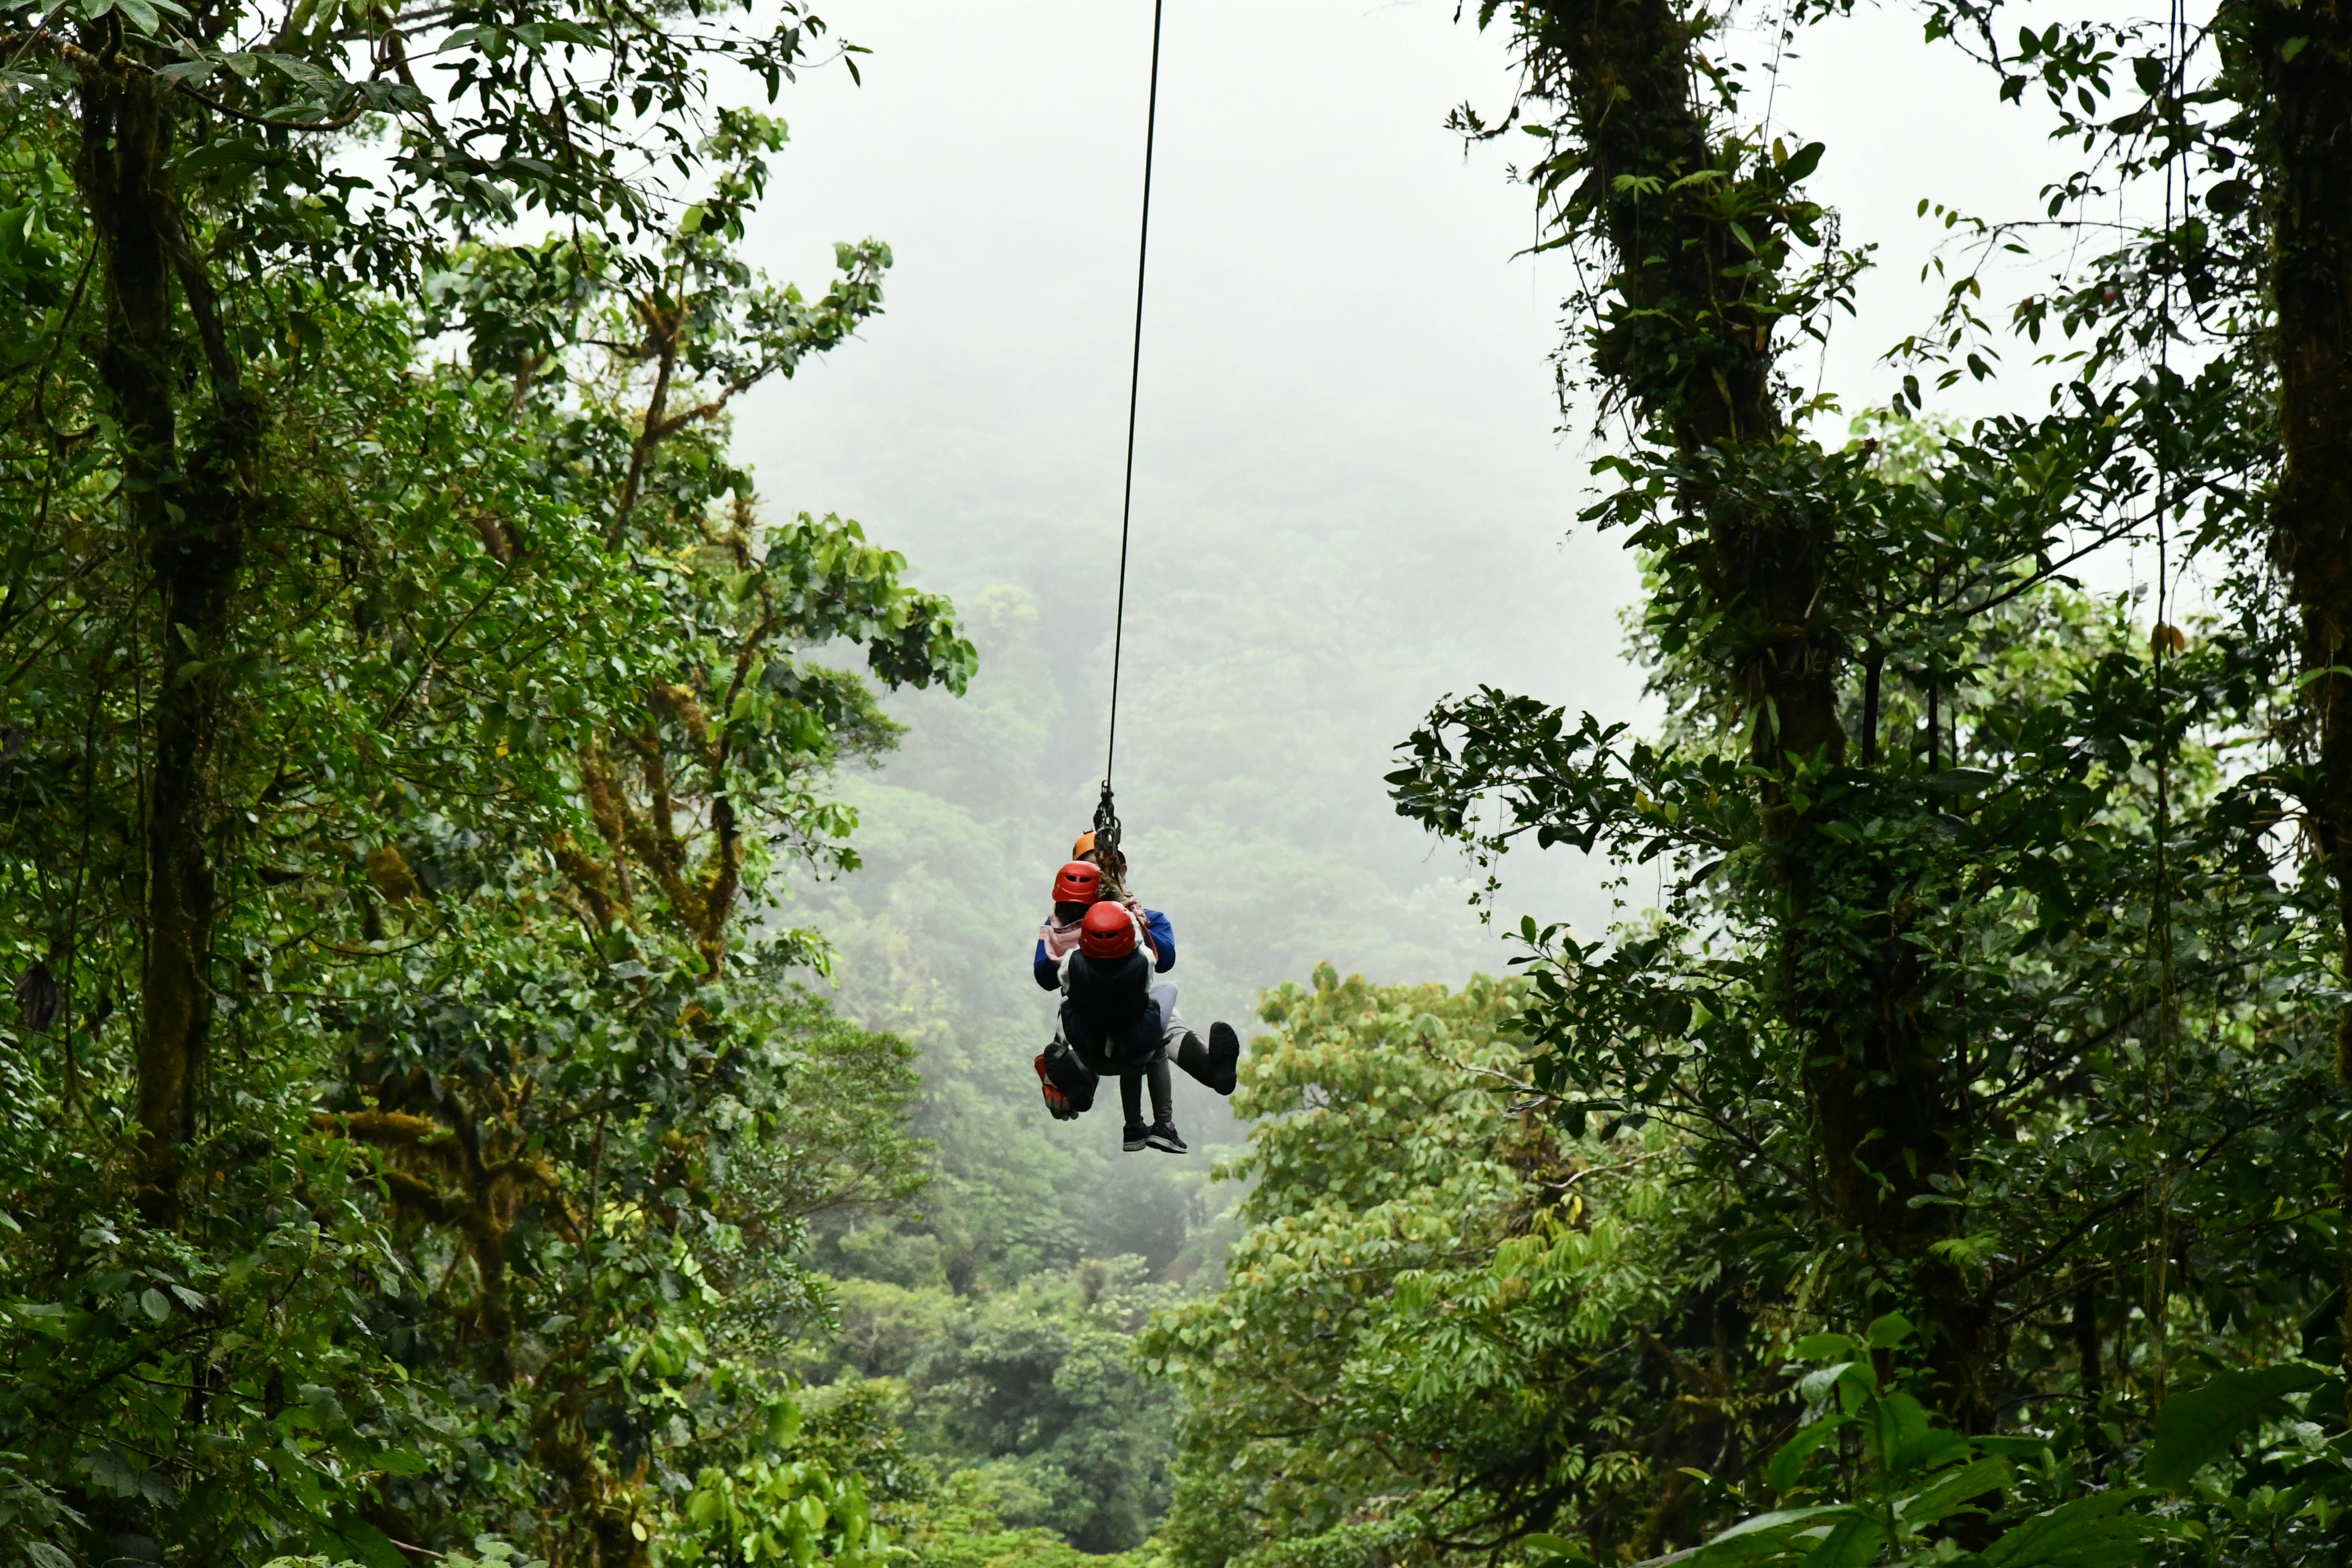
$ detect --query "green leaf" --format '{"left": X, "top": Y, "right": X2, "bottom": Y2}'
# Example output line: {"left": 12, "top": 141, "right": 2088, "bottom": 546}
{"left": 1799, "top": 1359, "right": 1873, "bottom": 1406}
{"left": 1984, "top": 1489, "right": 2151, "bottom": 1568}
{"left": 1874, "top": 1392, "right": 1970, "bottom": 1476}
{"left": 1769, "top": 1413, "right": 1850, "bottom": 1494}
{"left": 2145, "top": 1364, "right": 2325, "bottom": 1488}
{"left": 324, "top": 1519, "right": 415, "bottom": 1568}
{"left": 1800, "top": 1514, "right": 1883, "bottom": 1568}
{"left": 1693, "top": 1505, "right": 1855, "bottom": 1566}
{"left": 1898, "top": 1456, "right": 2009, "bottom": 1527}
{"left": 1865, "top": 1312, "right": 1916, "bottom": 1349}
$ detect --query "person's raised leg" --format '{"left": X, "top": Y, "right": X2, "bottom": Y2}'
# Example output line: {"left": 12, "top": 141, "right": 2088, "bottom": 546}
{"left": 1173, "top": 1021, "right": 1239, "bottom": 1096}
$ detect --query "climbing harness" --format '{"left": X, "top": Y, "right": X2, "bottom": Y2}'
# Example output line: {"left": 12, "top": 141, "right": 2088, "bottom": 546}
{"left": 1094, "top": 0, "right": 1166, "bottom": 866}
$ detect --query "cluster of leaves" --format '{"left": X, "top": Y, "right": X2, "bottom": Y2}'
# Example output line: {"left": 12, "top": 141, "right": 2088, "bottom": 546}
{"left": 1143, "top": 968, "right": 1740, "bottom": 1565}
{"left": 1152, "top": 972, "right": 2352, "bottom": 1568}
{"left": 790, "top": 1258, "right": 1183, "bottom": 1554}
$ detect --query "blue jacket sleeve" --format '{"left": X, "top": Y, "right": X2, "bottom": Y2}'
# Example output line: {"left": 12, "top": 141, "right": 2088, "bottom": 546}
{"left": 1033, "top": 938, "right": 1061, "bottom": 991}
{"left": 1144, "top": 909, "right": 1175, "bottom": 973}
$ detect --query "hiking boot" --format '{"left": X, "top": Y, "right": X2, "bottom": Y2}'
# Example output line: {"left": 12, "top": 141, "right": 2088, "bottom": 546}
{"left": 1207, "top": 1021, "right": 1240, "bottom": 1095}
{"left": 1145, "top": 1122, "right": 1188, "bottom": 1154}
{"left": 1035, "top": 1054, "right": 1076, "bottom": 1121}
{"left": 1122, "top": 1122, "right": 1150, "bottom": 1152}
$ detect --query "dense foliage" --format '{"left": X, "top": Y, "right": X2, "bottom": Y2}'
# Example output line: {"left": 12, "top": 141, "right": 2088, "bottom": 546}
{"left": 1301, "top": 0, "right": 2352, "bottom": 1563}
{"left": 1146, "top": 968, "right": 1711, "bottom": 1564}
{"left": 795, "top": 1259, "right": 1180, "bottom": 1552}
{"left": 0, "top": 1, "right": 981, "bottom": 1563}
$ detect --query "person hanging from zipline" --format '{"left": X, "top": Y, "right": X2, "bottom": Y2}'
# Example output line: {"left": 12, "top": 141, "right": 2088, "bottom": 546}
{"left": 1025, "top": 0, "right": 1226, "bottom": 1150}
{"left": 1032, "top": 834, "right": 1238, "bottom": 1153}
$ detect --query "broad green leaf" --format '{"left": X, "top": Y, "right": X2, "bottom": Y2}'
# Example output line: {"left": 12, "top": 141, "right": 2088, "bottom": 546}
{"left": 323, "top": 1520, "right": 414, "bottom": 1568}
{"left": 2145, "top": 1364, "right": 2326, "bottom": 1489}
{"left": 1799, "top": 1360, "right": 1873, "bottom": 1405}
{"left": 1865, "top": 1312, "right": 1916, "bottom": 1349}
{"left": 1693, "top": 1505, "right": 1855, "bottom": 1566}
{"left": 1801, "top": 1514, "right": 1883, "bottom": 1568}
{"left": 1769, "top": 1413, "right": 1851, "bottom": 1494}
{"left": 1984, "top": 1490, "right": 2151, "bottom": 1568}
{"left": 1897, "top": 1456, "right": 2010, "bottom": 1527}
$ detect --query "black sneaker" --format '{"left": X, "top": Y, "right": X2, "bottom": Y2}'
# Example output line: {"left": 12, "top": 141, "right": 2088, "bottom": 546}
{"left": 1145, "top": 1122, "right": 1187, "bottom": 1154}
{"left": 1207, "top": 1021, "right": 1240, "bottom": 1095}
{"left": 1122, "top": 1122, "right": 1149, "bottom": 1152}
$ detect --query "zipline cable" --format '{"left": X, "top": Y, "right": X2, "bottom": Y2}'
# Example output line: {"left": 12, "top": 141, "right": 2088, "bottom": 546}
{"left": 2147, "top": 0, "right": 2188, "bottom": 1413}
{"left": 1094, "top": 0, "right": 1167, "bottom": 864}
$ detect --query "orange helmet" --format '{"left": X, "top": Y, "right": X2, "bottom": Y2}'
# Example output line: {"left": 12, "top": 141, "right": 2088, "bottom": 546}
{"left": 1079, "top": 901, "right": 1137, "bottom": 960}
{"left": 1052, "top": 860, "right": 1102, "bottom": 905}
{"left": 1071, "top": 830, "right": 1097, "bottom": 859}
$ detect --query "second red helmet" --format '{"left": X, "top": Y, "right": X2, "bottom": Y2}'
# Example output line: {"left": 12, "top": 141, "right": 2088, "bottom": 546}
{"left": 1052, "top": 860, "right": 1103, "bottom": 905}
{"left": 1079, "top": 900, "right": 1137, "bottom": 960}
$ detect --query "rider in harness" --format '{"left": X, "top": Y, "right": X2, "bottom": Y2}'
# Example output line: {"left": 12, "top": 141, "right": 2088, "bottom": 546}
{"left": 1032, "top": 855, "right": 1238, "bottom": 1153}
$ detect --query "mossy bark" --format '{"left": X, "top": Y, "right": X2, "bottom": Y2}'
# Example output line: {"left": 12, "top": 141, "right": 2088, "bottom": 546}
{"left": 1519, "top": 0, "right": 1972, "bottom": 1412}
{"left": 2249, "top": 0, "right": 2352, "bottom": 1411}
{"left": 75, "top": 59, "right": 254, "bottom": 1212}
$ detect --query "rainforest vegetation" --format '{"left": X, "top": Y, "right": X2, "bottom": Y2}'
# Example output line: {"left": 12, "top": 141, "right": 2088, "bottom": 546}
{"left": 3, "top": 0, "right": 2351, "bottom": 1565}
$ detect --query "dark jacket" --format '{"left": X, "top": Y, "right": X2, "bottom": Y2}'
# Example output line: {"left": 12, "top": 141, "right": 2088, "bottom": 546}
{"left": 1058, "top": 949, "right": 1165, "bottom": 1071}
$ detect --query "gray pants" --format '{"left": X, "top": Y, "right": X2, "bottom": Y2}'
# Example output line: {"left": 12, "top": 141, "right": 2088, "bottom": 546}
{"left": 1120, "top": 983, "right": 1194, "bottom": 1126}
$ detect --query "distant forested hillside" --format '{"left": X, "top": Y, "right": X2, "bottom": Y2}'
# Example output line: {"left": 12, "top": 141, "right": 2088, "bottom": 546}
{"left": 799, "top": 575, "right": 1548, "bottom": 1279}
{"left": 782, "top": 568, "right": 1573, "bottom": 1549}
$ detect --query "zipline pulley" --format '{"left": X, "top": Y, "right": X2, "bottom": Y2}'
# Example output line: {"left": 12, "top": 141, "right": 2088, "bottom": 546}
{"left": 1092, "top": 779, "right": 1124, "bottom": 880}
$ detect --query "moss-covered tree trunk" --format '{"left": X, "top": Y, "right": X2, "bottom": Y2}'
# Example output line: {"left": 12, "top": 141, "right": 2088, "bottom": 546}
{"left": 75, "top": 58, "right": 252, "bottom": 1210}
{"left": 2250, "top": 0, "right": 2352, "bottom": 1408}
{"left": 1515, "top": 0, "right": 1978, "bottom": 1413}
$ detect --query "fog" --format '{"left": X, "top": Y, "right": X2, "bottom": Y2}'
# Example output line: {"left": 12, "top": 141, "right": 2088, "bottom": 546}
{"left": 739, "top": 0, "right": 2157, "bottom": 1033}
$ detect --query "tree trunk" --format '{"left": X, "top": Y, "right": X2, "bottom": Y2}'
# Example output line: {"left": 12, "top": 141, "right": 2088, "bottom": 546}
{"left": 76, "top": 63, "right": 249, "bottom": 1210}
{"left": 1520, "top": 0, "right": 1969, "bottom": 1404}
{"left": 2252, "top": 0, "right": 2352, "bottom": 1410}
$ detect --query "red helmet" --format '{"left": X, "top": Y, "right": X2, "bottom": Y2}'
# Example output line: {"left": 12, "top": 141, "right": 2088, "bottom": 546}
{"left": 1052, "top": 860, "right": 1103, "bottom": 905}
{"left": 1079, "top": 900, "right": 1137, "bottom": 960}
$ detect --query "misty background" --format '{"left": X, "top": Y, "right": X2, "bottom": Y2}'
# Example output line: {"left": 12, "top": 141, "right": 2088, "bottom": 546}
{"left": 740, "top": 0, "right": 2122, "bottom": 1017}
{"left": 710, "top": 0, "right": 2125, "bottom": 1307}
{"left": 702, "top": 0, "right": 2183, "bottom": 1547}
{"left": 727, "top": 0, "right": 2132, "bottom": 1217}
